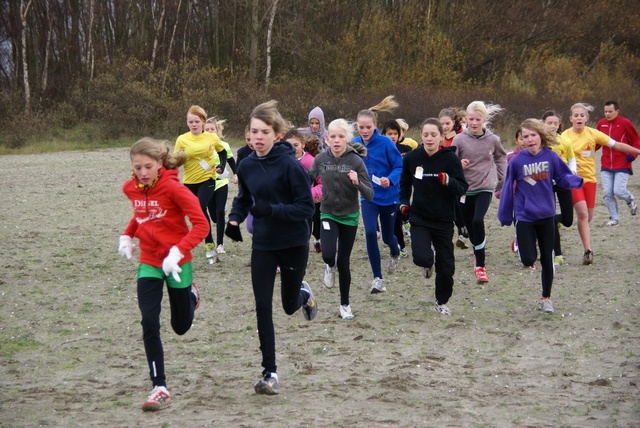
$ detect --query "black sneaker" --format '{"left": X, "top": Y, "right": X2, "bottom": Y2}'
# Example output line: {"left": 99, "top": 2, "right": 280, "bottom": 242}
{"left": 254, "top": 373, "right": 279, "bottom": 395}
{"left": 300, "top": 281, "right": 318, "bottom": 321}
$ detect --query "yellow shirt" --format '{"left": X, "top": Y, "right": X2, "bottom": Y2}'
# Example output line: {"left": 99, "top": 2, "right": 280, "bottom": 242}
{"left": 550, "top": 134, "right": 575, "bottom": 165}
{"left": 561, "top": 127, "right": 611, "bottom": 183}
{"left": 174, "top": 131, "right": 225, "bottom": 184}
{"left": 400, "top": 137, "right": 418, "bottom": 150}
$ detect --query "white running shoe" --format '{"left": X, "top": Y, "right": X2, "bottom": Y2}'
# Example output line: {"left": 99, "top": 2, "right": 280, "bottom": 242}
{"left": 387, "top": 254, "right": 399, "bottom": 274}
{"left": 324, "top": 264, "right": 337, "bottom": 289}
{"left": 216, "top": 244, "right": 226, "bottom": 254}
{"left": 434, "top": 302, "right": 451, "bottom": 315}
{"left": 540, "top": 298, "right": 554, "bottom": 313}
{"left": 205, "top": 243, "right": 215, "bottom": 259}
{"left": 605, "top": 219, "right": 619, "bottom": 226}
{"left": 370, "top": 277, "right": 386, "bottom": 294}
{"left": 629, "top": 200, "right": 638, "bottom": 216}
{"left": 339, "top": 304, "right": 354, "bottom": 319}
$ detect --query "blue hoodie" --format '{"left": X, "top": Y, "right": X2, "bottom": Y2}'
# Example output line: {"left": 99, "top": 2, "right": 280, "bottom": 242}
{"left": 352, "top": 129, "right": 403, "bottom": 206}
{"left": 498, "top": 148, "right": 583, "bottom": 225}
{"left": 229, "top": 141, "right": 315, "bottom": 251}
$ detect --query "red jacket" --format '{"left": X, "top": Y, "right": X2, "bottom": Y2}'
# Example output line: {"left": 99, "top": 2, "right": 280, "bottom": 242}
{"left": 122, "top": 168, "right": 208, "bottom": 267}
{"left": 596, "top": 115, "right": 640, "bottom": 171}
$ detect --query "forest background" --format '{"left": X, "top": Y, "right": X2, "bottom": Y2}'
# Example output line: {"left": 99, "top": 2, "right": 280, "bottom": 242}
{"left": 1, "top": 0, "right": 640, "bottom": 153}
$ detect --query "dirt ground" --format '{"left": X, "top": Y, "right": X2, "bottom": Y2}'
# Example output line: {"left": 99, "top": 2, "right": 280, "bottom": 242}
{"left": 0, "top": 147, "right": 638, "bottom": 427}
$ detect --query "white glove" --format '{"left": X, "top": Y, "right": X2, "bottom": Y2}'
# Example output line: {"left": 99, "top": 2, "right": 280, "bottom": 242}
{"left": 118, "top": 235, "right": 135, "bottom": 260}
{"left": 162, "top": 246, "right": 184, "bottom": 282}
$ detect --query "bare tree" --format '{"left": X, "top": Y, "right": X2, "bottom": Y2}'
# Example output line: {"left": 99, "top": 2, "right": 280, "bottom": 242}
{"left": 151, "top": 0, "right": 167, "bottom": 71}
{"left": 265, "top": 0, "right": 279, "bottom": 86}
{"left": 19, "top": 0, "right": 33, "bottom": 113}
{"left": 248, "top": 0, "right": 259, "bottom": 81}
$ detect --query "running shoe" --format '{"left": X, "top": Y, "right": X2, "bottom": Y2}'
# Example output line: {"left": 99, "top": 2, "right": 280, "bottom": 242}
{"left": 583, "top": 250, "right": 594, "bottom": 265}
{"left": 313, "top": 241, "right": 322, "bottom": 253}
{"left": 205, "top": 242, "right": 215, "bottom": 258}
{"left": 191, "top": 283, "right": 201, "bottom": 310}
{"left": 216, "top": 244, "right": 226, "bottom": 254}
{"left": 141, "top": 386, "right": 172, "bottom": 411}
{"left": 339, "top": 304, "right": 354, "bottom": 320}
{"left": 511, "top": 237, "right": 518, "bottom": 253}
{"left": 387, "top": 254, "right": 399, "bottom": 274}
{"left": 402, "top": 223, "right": 411, "bottom": 236}
{"left": 370, "top": 277, "right": 386, "bottom": 294}
{"left": 254, "top": 373, "right": 279, "bottom": 395}
{"left": 554, "top": 255, "right": 564, "bottom": 266}
{"left": 422, "top": 266, "right": 434, "bottom": 279}
{"left": 323, "top": 264, "right": 337, "bottom": 289}
{"left": 630, "top": 200, "right": 638, "bottom": 216}
{"left": 474, "top": 266, "right": 489, "bottom": 284}
{"left": 300, "top": 281, "right": 318, "bottom": 321}
{"left": 605, "top": 219, "right": 619, "bottom": 226}
{"left": 455, "top": 235, "right": 469, "bottom": 249}
{"left": 540, "top": 298, "right": 554, "bottom": 313}
{"left": 434, "top": 302, "right": 451, "bottom": 315}
{"left": 399, "top": 248, "right": 409, "bottom": 258}
{"left": 528, "top": 263, "right": 538, "bottom": 271}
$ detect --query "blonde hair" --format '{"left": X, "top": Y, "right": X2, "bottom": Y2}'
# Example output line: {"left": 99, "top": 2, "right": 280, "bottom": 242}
{"left": 570, "top": 102, "right": 594, "bottom": 118}
{"left": 206, "top": 116, "right": 227, "bottom": 138}
{"left": 520, "top": 119, "right": 558, "bottom": 149}
{"left": 357, "top": 95, "right": 399, "bottom": 123}
{"left": 328, "top": 118, "right": 356, "bottom": 142}
{"left": 130, "top": 138, "right": 186, "bottom": 170}
{"left": 396, "top": 118, "right": 409, "bottom": 133}
{"left": 249, "top": 100, "right": 287, "bottom": 135}
{"left": 466, "top": 101, "right": 503, "bottom": 128}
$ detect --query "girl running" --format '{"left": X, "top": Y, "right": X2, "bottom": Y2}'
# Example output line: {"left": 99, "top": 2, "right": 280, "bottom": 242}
{"left": 452, "top": 101, "right": 507, "bottom": 283}
{"left": 352, "top": 96, "right": 404, "bottom": 293}
{"left": 225, "top": 100, "right": 317, "bottom": 395}
{"left": 561, "top": 103, "right": 640, "bottom": 265}
{"left": 204, "top": 117, "right": 237, "bottom": 257}
{"left": 542, "top": 110, "right": 576, "bottom": 267}
{"left": 174, "top": 105, "right": 227, "bottom": 262}
{"left": 309, "top": 119, "right": 374, "bottom": 319}
{"left": 118, "top": 138, "right": 209, "bottom": 411}
{"left": 439, "top": 108, "right": 469, "bottom": 249}
{"left": 284, "top": 128, "right": 323, "bottom": 252}
{"left": 399, "top": 118, "right": 468, "bottom": 315}
{"left": 498, "top": 119, "right": 584, "bottom": 313}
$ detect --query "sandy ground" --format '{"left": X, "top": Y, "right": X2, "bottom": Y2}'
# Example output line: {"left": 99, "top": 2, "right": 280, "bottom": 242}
{"left": 0, "top": 147, "right": 639, "bottom": 427}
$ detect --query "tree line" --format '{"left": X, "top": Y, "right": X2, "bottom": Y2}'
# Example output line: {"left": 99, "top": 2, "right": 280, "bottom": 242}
{"left": 1, "top": 0, "right": 639, "bottom": 145}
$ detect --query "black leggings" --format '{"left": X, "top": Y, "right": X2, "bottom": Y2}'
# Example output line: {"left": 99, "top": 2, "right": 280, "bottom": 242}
{"left": 516, "top": 217, "right": 555, "bottom": 298}
{"left": 393, "top": 208, "right": 407, "bottom": 250}
{"left": 137, "top": 278, "right": 196, "bottom": 387}
{"left": 251, "top": 246, "right": 309, "bottom": 376}
{"left": 207, "top": 183, "right": 228, "bottom": 246}
{"left": 185, "top": 179, "right": 215, "bottom": 244}
{"left": 553, "top": 185, "right": 573, "bottom": 256}
{"left": 459, "top": 192, "right": 492, "bottom": 267}
{"left": 410, "top": 222, "right": 455, "bottom": 305}
{"left": 320, "top": 219, "right": 358, "bottom": 306}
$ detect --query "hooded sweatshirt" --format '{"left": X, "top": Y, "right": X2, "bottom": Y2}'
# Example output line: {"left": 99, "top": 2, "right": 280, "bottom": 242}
{"left": 300, "top": 106, "right": 328, "bottom": 150}
{"left": 399, "top": 146, "right": 468, "bottom": 225}
{"left": 452, "top": 128, "right": 507, "bottom": 193}
{"left": 229, "top": 141, "right": 315, "bottom": 251}
{"left": 352, "top": 128, "right": 404, "bottom": 206}
{"left": 497, "top": 148, "right": 583, "bottom": 225}
{"left": 309, "top": 143, "right": 374, "bottom": 216}
{"left": 122, "top": 168, "right": 209, "bottom": 267}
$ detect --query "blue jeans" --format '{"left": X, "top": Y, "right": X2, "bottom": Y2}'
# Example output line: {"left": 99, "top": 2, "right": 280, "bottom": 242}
{"left": 361, "top": 200, "right": 399, "bottom": 278}
{"left": 601, "top": 170, "right": 634, "bottom": 221}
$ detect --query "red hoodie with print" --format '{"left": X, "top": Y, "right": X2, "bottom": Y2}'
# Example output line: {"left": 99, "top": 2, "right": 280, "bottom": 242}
{"left": 122, "top": 168, "right": 208, "bottom": 267}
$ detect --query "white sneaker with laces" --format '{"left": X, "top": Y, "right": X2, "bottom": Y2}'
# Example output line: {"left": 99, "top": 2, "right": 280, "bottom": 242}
{"left": 629, "top": 200, "right": 638, "bottom": 216}
{"left": 370, "top": 277, "right": 386, "bottom": 294}
{"left": 540, "top": 298, "right": 554, "bottom": 313}
{"left": 324, "top": 264, "right": 337, "bottom": 289}
{"left": 216, "top": 244, "right": 226, "bottom": 254}
{"left": 605, "top": 219, "right": 619, "bottom": 226}
{"left": 434, "top": 302, "right": 451, "bottom": 315}
{"left": 339, "top": 304, "right": 354, "bottom": 319}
